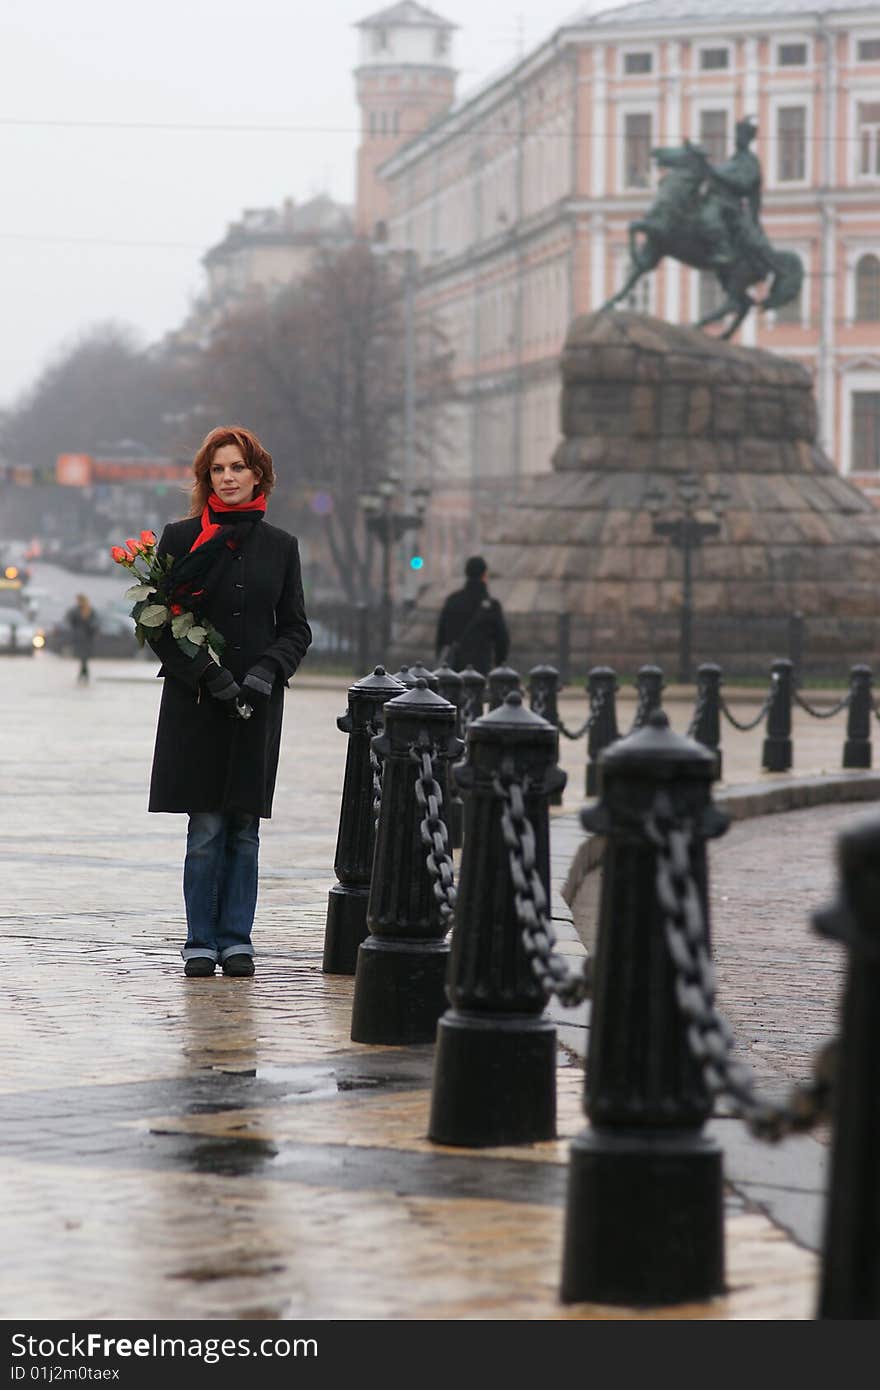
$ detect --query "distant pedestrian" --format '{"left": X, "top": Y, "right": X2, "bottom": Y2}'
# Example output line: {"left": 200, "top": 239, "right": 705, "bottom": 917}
{"left": 66, "top": 593, "right": 97, "bottom": 683}
{"left": 146, "top": 426, "right": 312, "bottom": 980}
{"left": 435, "top": 555, "right": 510, "bottom": 676}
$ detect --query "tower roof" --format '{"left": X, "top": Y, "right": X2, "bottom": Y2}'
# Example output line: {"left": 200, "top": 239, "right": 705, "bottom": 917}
{"left": 356, "top": 2, "right": 456, "bottom": 30}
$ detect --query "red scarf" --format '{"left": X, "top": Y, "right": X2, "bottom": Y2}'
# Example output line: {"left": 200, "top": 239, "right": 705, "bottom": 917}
{"left": 190, "top": 493, "right": 267, "bottom": 552}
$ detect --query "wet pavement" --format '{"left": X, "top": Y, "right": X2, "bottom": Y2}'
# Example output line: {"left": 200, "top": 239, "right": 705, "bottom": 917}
{"left": 1, "top": 652, "right": 875, "bottom": 1322}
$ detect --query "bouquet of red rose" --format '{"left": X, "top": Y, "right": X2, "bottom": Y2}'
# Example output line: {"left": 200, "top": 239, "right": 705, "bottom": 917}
{"left": 111, "top": 531, "right": 226, "bottom": 662}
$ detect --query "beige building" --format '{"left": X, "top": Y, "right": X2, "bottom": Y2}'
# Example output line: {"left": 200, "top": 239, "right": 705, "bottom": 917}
{"left": 360, "top": 0, "right": 880, "bottom": 589}
{"left": 169, "top": 194, "right": 354, "bottom": 352}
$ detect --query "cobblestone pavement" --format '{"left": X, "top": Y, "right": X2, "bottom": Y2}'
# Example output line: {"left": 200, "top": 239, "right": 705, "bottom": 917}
{"left": 0, "top": 653, "right": 873, "bottom": 1321}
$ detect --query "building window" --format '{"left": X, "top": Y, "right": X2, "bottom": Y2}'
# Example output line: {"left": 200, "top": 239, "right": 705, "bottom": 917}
{"left": 778, "top": 42, "right": 808, "bottom": 66}
{"left": 392, "top": 110, "right": 399, "bottom": 135}
{"left": 698, "top": 271, "right": 725, "bottom": 319}
{"left": 369, "top": 111, "right": 376, "bottom": 136}
{"left": 623, "top": 51, "right": 653, "bottom": 74}
{"left": 777, "top": 105, "right": 806, "bottom": 181}
{"left": 624, "top": 112, "right": 652, "bottom": 188}
{"left": 856, "top": 38, "right": 880, "bottom": 61}
{"left": 699, "top": 110, "right": 728, "bottom": 163}
{"left": 857, "top": 102, "right": 880, "bottom": 177}
{"left": 855, "top": 254, "right": 880, "bottom": 320}
{"left": 372, "top": 27, "right": 389, "bottom": 54}
{"left": 435, "top": 30, "right": 450, "bottom": 57}
{"left": 852, "top": 392, "right": 880, "bottom": 471}
{"left": 699, "top": 47, "right": 729, "bottom": 71}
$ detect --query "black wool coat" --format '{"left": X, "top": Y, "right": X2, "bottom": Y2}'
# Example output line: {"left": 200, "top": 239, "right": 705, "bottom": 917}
{"left": 434, "top": 579, "right": 510, "bottom": 677}
{"left": 147, "top": 516, "right": 312, "bottom": 818}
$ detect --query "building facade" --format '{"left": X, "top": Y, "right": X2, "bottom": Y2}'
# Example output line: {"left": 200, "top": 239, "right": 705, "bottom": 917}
{"left": 368, "top": 0, "right": 880, "bottom": 588}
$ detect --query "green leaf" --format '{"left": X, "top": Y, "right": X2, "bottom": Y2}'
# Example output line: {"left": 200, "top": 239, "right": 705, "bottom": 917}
{"left": 171, "top": 611, "right": 195, "bottom": 637}
{"left": 186, "top": 625, "right": 207, "bottom": 646}
{"left": 138, "top": 604, "right": 169, "bottom": 628}
{"left": 177, "top": 636, "right": 201, "bottom": 659}
{"left": 125, "top": 583, "right": 156, "bottom": 602}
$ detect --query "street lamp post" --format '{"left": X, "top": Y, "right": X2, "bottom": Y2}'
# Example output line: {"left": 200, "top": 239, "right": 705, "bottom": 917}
{"left": 359, "top": 473, "right": 431, "bottom": 655}
{"left": 644, "top": 474, "right": 729, "bottom": 684}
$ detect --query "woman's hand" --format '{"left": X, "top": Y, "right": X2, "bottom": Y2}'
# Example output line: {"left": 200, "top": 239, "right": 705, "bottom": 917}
{"left": 241, "top": 662, "right": 276, "bottom": 710}
{"left": 204, "top": 664, "right": 242, "bottom": 711}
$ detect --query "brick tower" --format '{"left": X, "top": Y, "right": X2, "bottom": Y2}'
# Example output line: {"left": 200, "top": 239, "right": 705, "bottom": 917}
{"left": 354, "top": 3, "right": 457, "bottom": 238}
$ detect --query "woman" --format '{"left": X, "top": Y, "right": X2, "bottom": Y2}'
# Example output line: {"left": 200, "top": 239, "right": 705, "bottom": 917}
{"left": 67, "top": 593, "right": 98, "bottom": 682}
{"left": 147, "top": 426, "right": 312, "bottom": 979}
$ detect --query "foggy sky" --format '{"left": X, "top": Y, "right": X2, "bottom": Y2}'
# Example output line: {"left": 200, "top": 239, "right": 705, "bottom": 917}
{"left": 1, "top": 0, "right": 596, "bottom": 413}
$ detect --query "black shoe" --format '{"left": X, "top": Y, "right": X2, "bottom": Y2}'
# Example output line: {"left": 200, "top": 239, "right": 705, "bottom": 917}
{"left": 222, "top": 954, "right": 255, "bottom": 977}
{"left": 184, "top": 957, "right": 216, "bottom": 977}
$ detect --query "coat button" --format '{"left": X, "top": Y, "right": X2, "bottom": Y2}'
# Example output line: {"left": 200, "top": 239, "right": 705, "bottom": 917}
{"left": 234, "top": 582, "right": 243, "bottom": 589}
{"left": 233, "top": 611, "right": 241, "bottom": 617}
{"left": 233, "top": 644, "right": 241, "bottom": 651}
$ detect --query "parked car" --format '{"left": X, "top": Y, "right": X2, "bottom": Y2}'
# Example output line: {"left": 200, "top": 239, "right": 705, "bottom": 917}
{"left": 0, "top": 580, "right": 40, "bottom": 655}
{"left": 44, "top": 603, "right": 141, "bottom": 659}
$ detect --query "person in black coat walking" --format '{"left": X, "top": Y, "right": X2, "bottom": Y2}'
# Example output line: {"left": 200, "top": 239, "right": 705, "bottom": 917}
{"left": 434, "top": 555, "right": 510, "bottom": 677}
{"left": 66, "top": 593, "right": 98, "bottom": 682}
{"left": 147, "top": 425, "right": 312, "bottom": 979}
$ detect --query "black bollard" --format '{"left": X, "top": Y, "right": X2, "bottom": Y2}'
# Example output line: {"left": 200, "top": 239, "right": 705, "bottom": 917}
{"left": 408, "top": 661, "right": 440, "bottom": 690}
{"left": 814, "top": 814, "right": 880, "bottom": 1319}
{"left": 585, "top": 666, "right": 620, "bottom": 797}
{"left": 458, "top": 666, "right": 486, "bottom": 734}
{"left": 761, "top": 658, "right": 793, "bottom": 773}
{"left": 392, "top": 664, "right": 412, "bottom": 687}
{"left": 842, "top": 665, "right": 872, "bottom": 770}
{"left": 433, "top": 663, "right": 465, "bottom": 848}
{"left": 562, "top": 712, "right": 728, "bottom": 1306}
{"left": 691, "top": 662, "right": 723, "bottom": 781}
{"left": 323, "top": 666, "right": 406, "bottom": 975}
{"left": 631, "top": 664, "right": 665, "bottom": 730}
{"left": 487, "top": 663, "right": 521, "bottom": 710}
{"left": 428, "top": 692, "right": 566, "bottom": 1146}
{"left": 529, "top": 664, "right": 563, "bottom": 807}
{"left": 350, "top": 680, "right": 462, "bottom": 1045}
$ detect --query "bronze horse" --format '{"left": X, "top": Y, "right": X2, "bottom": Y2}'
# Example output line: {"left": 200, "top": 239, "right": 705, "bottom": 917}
{"left": 604, "top": 141, "right": 803, "bottom": 338}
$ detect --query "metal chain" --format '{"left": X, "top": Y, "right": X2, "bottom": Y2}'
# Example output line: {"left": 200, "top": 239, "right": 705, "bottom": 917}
{"left": 629, "top": 684, "right": 653, "bottom": 735}
{"left": 687, "top": 683, "right": 709, "bottom": 739}
{"left": 492, "top": 766, "right": 592, "bottom": 1007}
{"left": 719, "top": 689, "right": 773, "bottom": 732}
{"left": 645, "top": 792, "right": 835, "bottom": 1142}
{"left": 365, "top": 719, "right": 383, "bottom": 828}
{"left": 792, "top": 690, "right": 850, "bottom": 720}
{"left": 559, "top": 682, "right": 605, "bottom": 741}
{"left": 460, "top": 693, "right": 481, "bottom": 735}
{"left": 411, "top": 742, "right": 457, "bottom": 929}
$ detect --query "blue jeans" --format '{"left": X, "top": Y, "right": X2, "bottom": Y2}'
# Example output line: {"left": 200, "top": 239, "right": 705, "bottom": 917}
{"left": 181, "top": 812, "right": 260, "bottom": 963}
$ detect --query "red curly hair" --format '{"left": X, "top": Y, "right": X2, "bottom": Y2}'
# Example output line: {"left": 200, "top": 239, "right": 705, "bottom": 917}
{"left": 189, "top": 425, "right": 276, "bottom": 515}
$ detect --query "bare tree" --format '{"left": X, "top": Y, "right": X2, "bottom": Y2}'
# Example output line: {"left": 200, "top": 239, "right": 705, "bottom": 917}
{"left": 197, "top": 243, "right": 453, "bottom": 602}
{"left": 0, "top": 322, "right": 192, "bottom": 472}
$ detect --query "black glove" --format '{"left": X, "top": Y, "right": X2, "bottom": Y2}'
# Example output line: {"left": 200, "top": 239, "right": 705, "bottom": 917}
{"left": 241, "top": 661, "right": 276, "bottom": 710}
{"left": 204, "top": 664, "right": 242, "bottom": 714}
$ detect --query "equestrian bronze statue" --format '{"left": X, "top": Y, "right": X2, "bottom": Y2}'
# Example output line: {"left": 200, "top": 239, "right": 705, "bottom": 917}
{"left": 604, "top": 118, "right": 802, "bottom": 338}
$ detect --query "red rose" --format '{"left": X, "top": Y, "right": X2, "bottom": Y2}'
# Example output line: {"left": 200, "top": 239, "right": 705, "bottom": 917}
{"left": 140, "top": 530, "right": 156, "bottom": 545}
{"left": 124, "top": 538, "right": 141, "bottom": 554}
{"left": 110, "top": 545, "right": 128, "bottom": 563}
{"left": 170, "top": 603, "right": 183, "bottom": 616}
